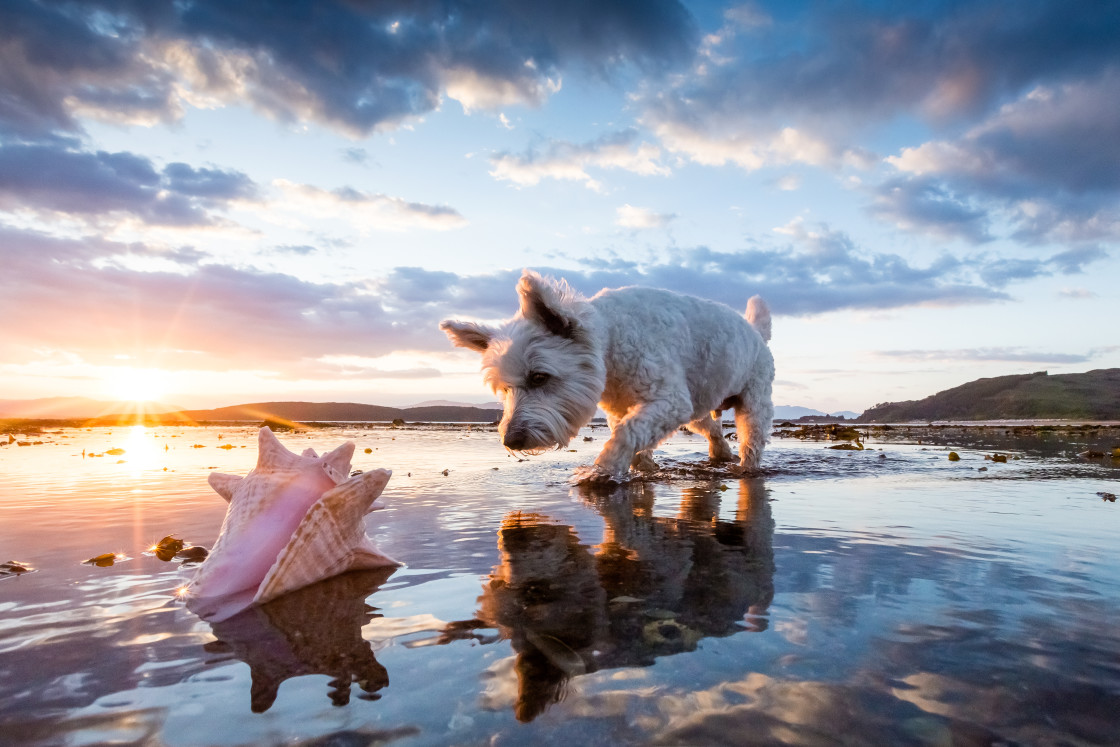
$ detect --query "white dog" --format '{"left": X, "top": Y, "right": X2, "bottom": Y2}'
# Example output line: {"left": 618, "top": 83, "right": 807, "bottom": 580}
{"left": 440, "top": 270, "right": 774, "bottom": 482}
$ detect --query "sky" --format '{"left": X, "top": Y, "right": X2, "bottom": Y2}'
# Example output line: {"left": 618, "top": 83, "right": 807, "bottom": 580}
{"left": 1, "top": 0, "right": 1117, "bottom": 413}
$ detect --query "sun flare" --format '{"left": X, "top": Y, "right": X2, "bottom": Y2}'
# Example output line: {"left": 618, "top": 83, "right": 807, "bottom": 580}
{"left": 109, "top": 368, "right": 169, "bottom": 403}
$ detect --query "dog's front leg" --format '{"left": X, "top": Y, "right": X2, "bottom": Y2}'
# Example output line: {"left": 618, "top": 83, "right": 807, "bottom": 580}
{"left": 575, "top": 400, "right": 688, "bottom": 483}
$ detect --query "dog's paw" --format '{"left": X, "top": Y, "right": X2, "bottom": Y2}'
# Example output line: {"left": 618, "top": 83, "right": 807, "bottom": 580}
{"left": 728, "top": 462, "right": 762, "bottom": 477}
{"left": 570, "top": 464, "right": 629, "bottom": 486}
{"left": 630, "top": 451, "right": 660, "bottom": 473}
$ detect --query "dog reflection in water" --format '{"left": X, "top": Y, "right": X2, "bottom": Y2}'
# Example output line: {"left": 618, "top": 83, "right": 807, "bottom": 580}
{"left": 450, "top": 479, "right": 775, "bottom": 722}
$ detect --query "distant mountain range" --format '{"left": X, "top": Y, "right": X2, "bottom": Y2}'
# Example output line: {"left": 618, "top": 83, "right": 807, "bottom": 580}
{"left": 174, "top": 401, "right": 502, "bottom": 423}
{"left": 407, "top": 399, "right": 502, "bottom": 409}
{"left": 1, "top": 397, "right": 858, "bottom": 422}
{"left": 773, "top": 405, "right": 860, "bottom": 420}
{"left": 857, "top": 368, "right": 1120, "bottom": 422}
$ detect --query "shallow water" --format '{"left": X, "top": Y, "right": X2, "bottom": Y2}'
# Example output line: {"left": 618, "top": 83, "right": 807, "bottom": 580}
{"left": 1, "top": 424, "right": 1118, "bottom": 745}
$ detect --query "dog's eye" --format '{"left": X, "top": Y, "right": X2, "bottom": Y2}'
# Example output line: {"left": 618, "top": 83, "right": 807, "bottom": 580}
{"left": 526, "top": 371, "right": 551, "bottom": 388}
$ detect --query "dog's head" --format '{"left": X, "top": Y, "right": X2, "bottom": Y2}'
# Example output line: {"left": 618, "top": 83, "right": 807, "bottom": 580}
{"left": 440, "top": 270, "right": 605, "bottom": 453}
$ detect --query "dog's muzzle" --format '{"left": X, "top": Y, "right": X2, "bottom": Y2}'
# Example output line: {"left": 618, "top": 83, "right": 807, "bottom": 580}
{"left": 502, "top": 426, "right": 532, "bottom": 451}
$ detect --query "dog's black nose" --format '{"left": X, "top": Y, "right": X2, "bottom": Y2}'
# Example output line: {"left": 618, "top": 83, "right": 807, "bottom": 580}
{"left": 503, "top": 427, "right": 529, "bottom": 450}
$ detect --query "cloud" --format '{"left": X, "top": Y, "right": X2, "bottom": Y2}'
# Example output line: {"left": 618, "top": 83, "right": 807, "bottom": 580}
{"left": 340, "top": 147, "right": 371, "bottom": 165}
{"left": 375, "top": 266, "right": 521, "bottom": 319}
{"left": 433, "top": 222, "right": 1013, "bottom": 319}
{"left": 1057, "top": 287, "right": 1097, "bottom": 300}
{"left": 868, "top": 177, "right": 991, "bottom": 243}
{"left": 0, "top": 226, "right": 433, "bottom": 367}
{"left": 774, "top": 174, "right": 801, "bottom": 192}
{"left": 1048, "top": 246, "right": 1109, "bottom": 274}
{"left": 489, "top": 129, "right": 670, "bottom": 191}
{"left": 272, "top": 180, "right": 468, "bottom": 232}
{"left": 444, "top": 67, "right": 561, "bottom": 113}
{"left": 647, "top": 118, "right": 875, "bottom": 173}
{"left": 0, "top": 215, "right": 1023, "bottom": 377}
{"left": 616, "top": 204, "right": 675, "bottom": 229}
{"left": 0, "top": 0, "right": 698, "bottom": 140}
{"left": 636, "top": 0, "right": 1120, "bottom": 251}
{"left": 641, "top": 1, "right": 1119, "bottom": 165}
{"left": 885, "top": 70, "right": 1120, "bottom": 243}
{"left": 272, "top": 244, "right": 317, "bottom": 256}
{"left": 0, "top": 143, "right": 257, "bottom": 226}
{"left": 305, "top": 356, "right": 442, "bottom": 380}
{"left": 889, "top": 73, "right": 1120, "bottom": 194}
{"left": 0, "top": 143, "right": 467, "bottom": 235}
{"left": 978, "top": 258, "right": 1049, "bottom": 288}
{"left": 976, "top": 246, "right": 1106, "bottom": 288}
{"left": 877, "top": 348, "right": 1101, "bottom": 365}
{"left": 5, "top": 208, "right": 1100, "bottom": 381}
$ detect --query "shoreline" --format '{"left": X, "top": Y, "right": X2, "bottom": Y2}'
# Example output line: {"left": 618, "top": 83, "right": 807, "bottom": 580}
{"left": 3, "top": 419, "right": 1117, "bottom": 461}
{"left": 4, "top": 416, "right": 1120, "bottom": 432}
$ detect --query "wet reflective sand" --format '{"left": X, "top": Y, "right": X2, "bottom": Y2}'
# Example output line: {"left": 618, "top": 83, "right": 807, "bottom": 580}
{"left": 1, "top": 424, "right": 1117, "bottom": 745}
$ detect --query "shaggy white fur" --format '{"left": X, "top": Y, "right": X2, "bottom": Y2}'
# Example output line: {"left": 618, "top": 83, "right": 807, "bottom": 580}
{"left": 441, "top": 270, "right": 775, "bottom": 483}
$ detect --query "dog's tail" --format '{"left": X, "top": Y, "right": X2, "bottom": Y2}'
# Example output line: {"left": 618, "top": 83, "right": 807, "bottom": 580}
{"left": 745, "top": 295, "right": 771, "bottom": 342}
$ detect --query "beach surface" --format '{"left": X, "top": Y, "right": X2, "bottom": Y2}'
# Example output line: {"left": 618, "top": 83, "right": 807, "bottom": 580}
{"left": 1, "top": 423, "right": 1118, "bottom": 745}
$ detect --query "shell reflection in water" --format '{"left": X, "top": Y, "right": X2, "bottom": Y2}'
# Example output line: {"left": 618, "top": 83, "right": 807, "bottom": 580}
{"left": 186, "top": 427, "right": 399, "bottom": 621}
{"left": 204, "top": 568, "right": 396, "bottom": 712}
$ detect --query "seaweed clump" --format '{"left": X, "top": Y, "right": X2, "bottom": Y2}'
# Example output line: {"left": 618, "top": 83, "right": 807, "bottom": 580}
{"left": 773, "top": 423, "right": 865, "bottom": 442}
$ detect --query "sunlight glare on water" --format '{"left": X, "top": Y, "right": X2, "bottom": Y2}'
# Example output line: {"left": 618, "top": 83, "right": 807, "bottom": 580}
{"left": 121, "top": 424, "right": 163, "bottom": 476}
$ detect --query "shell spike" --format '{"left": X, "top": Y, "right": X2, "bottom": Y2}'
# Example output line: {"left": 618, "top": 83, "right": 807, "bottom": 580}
{"left": 256, "top": 427, "right": 292, "bottom": 469}
{"left": 208, "top": 472, "right": 242, "bottom": 502}
{"left": 321, "top": 440, "right": 356, "bottom": 484}
{"left": 361, "top": 469, "right": 391, "bottom": 513}
{"left": 253, "top": 467, "right": 399, "bottom": 604}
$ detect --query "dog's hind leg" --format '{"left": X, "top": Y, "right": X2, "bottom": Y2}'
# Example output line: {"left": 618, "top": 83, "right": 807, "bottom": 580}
{"left": 733, "top": 383, "right": 774, "bottom": 473}
{"left": 687, "top": 413, "right": 735, "bottom": 463}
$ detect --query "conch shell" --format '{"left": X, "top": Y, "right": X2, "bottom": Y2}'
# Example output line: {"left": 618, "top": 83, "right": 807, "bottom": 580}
{"left": 186, "top": 427, "right": 398, "bottom": 620}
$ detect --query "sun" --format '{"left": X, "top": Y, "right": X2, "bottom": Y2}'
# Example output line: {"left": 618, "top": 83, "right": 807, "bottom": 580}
{"left": 109, "top": 367, "right": 169, "bottom": 403}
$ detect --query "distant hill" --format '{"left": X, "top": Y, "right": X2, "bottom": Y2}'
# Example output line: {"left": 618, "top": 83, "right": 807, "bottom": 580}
{"left": 857, "top": 369, "right": 1120, "bottom": 422}
{"left": 0, "top": 396, "right": 182, "bottom": 419}
{"left": 175, "top": 401, "right": 501, "bottom": 423}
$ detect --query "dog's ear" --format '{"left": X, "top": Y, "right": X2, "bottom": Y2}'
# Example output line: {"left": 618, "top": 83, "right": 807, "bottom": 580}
{"left": 440, "top": 320, "right": 494, "bottom": 352}
{"left": 517, "top": 270, "right": 576, "bottom": 338}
